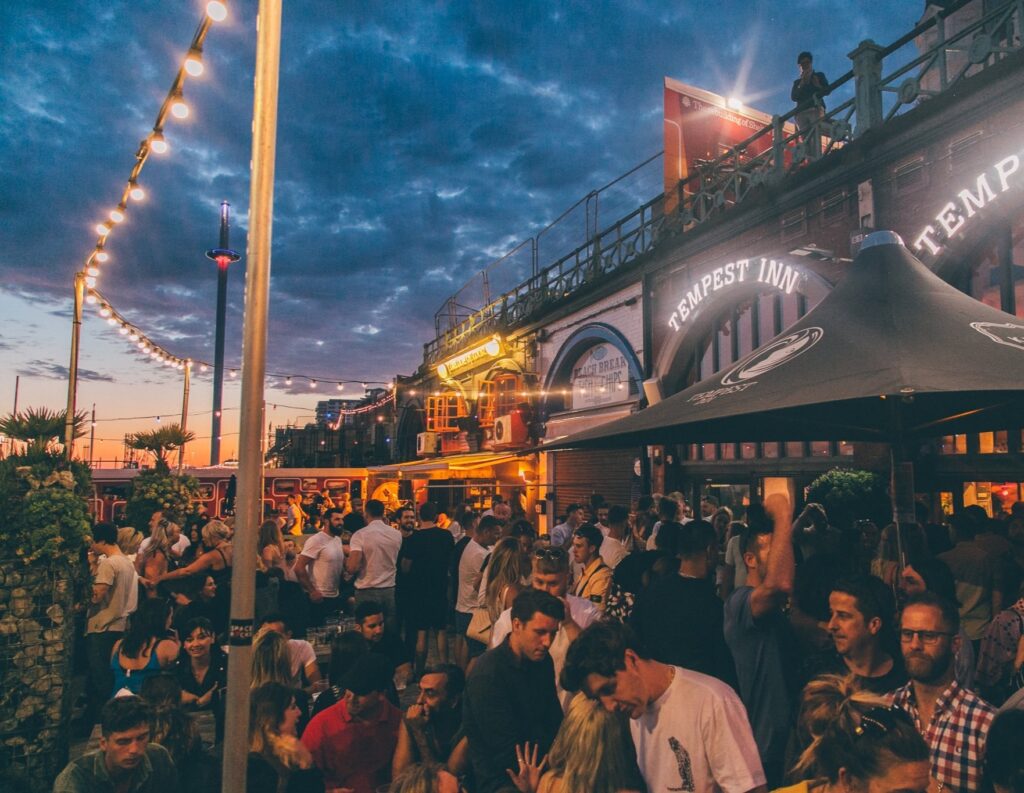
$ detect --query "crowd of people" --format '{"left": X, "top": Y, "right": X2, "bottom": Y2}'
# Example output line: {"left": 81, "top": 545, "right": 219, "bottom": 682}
{"left": 57, "top": 488, "right": 1024, "bottom": 793}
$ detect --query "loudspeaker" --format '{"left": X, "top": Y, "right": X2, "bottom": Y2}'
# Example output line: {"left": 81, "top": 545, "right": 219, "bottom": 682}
{"left": 642, "top": 377, "right": 663, "bottom": 405}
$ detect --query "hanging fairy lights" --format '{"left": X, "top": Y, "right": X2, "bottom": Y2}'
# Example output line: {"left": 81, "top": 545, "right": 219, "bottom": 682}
{"left": 75, "top": 0, "right": 389, "bottom": 396}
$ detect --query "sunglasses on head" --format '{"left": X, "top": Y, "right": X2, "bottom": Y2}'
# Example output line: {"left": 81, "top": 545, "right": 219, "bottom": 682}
{"left": 533, "top": 547, "right": 567, "bottom": 560}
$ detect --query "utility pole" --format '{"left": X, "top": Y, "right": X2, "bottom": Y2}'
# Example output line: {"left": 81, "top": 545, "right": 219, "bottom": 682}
{"left": 206, "top": 202, "right": 241, "bottom": 466}
{"left": 221, "top": 0, "right": 282, "bottom": 789}
{"left": 88, "top": 404, "right": 96, "bottom": 467}
{"left": 64, "top": 272, "right": 85, "bottom": 458}
{"left": 178, "top": 361, "right": 191, "bottom": 474}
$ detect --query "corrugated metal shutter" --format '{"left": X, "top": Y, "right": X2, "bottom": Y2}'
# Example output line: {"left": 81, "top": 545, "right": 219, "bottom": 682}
{"left": 552, "top": 449, "right": 638, "bottom": 515}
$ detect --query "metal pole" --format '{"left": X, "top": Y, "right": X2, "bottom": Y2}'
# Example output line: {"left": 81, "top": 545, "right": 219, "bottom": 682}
{"left": 88, "top": 404, "right": 96, "bottom": 468}
{"left": 64, "top": 273, "right": 85, "bottom": 458}
{"left": 221, "top": 0, "right": 282, "bottom": 789}
{"left": 208, "top": 202, "right": 239, "bottom": 466}
{"left": 178, "top": 362, "right": 191, "bottom": 474}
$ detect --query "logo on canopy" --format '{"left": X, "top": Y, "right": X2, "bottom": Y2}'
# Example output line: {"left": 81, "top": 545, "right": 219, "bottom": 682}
{"left": 971, "top": 322, "right": 1024, "bottom": 352}
{"left": 720, "top": 327, "right": 824, "bottom": 385}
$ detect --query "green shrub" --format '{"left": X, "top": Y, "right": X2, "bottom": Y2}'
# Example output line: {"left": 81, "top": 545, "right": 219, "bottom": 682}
{"left": 123, "top": 468, "right": 200, "bottom": 530}
{"left": 0, "top": 455, "right": 93, "bottom": 565}
{"left": 806, "top": 467, "right": 890, "bottom": 530}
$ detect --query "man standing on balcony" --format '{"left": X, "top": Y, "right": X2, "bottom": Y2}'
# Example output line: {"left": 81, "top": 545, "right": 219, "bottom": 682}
{"left": 791, "top": 51, "right": 829, "bottom": 153}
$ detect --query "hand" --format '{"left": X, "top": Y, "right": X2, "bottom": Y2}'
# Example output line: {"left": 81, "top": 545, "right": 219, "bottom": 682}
{"left": 308, "top": 589, "right": 324, "bottom": 603}
{"left": 197, "top": 683, "right": 218, "bottom": 708}
{"left": 405, "top": 703, "right": 427, "bottom": 727}
{"left": 173, "top": 592, "right": 191, "bottom": 607}
{"left": 507, "top": 742, "right": 547, "bottom": 793}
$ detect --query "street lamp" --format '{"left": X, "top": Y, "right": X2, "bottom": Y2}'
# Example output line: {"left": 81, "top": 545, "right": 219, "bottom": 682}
{"left": 206, "top": 201, "right": 241, "bottom": 465}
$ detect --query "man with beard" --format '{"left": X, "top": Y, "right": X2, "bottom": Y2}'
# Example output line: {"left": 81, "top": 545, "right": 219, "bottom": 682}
{"left": 294, "top": 507, "right": 347, "bottom": 626}
{"left": 893, "top": 592, "right": 995, "bottom": 793}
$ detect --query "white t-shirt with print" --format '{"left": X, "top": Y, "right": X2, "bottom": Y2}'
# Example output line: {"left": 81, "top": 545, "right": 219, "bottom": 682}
{"left": 349, "top": 520, "right": 402, "bottom": 589}
{"left": 299, "top": 531, "right": 345, "bottom": 598}
{"left": 631, "top": 666, "right": 765, "bottom": 793}
{"left": 456, "top": 539, "right": 489, "bottom": 613}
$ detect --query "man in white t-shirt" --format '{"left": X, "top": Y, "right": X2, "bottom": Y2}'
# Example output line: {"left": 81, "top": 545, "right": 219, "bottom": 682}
{"left": 295, "top": 507, "right": 347, "bottom": 626}
{"left": 490, "top": 544, "right": 600, "bottom": 710}
{"left": 646, "top": 496, "right": 692, "bottom": 550}
{"left": 599, "top": 505, "right": 631, "bottom": 569}
{"left": 563, "top": 621, "right": 767, "bottom": 793}
{"left": 345, "top": 498, "right": 402, "bottom": 626}
{"left": 454, "top": 515, "right": 502, "bottom": 667}
{"left": 84, "top": 522, "right": 136, "bottom": 728}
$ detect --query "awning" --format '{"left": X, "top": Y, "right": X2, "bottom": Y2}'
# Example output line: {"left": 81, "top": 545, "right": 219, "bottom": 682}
{"left": 543, "top": 401, "right": 639, "bottom": 442}
{"left": 368, "top": 451, "right": 527, "bottom": 475}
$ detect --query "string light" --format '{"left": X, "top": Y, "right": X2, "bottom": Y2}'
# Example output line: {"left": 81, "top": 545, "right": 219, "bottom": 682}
{"left": 170, "top": 94, "right": 189, "bottom": 119}
{"left": 128, "top": 182, "right": 145, "bottom": 201}
{"left": 109, "top": 208, "right": 125, "bottom": 224}
{"left": 149, "top": 132, "right": 168, "bottom": 155}
{"left": 184, "top": 48, "right": 204, "bottom": 77}
{"left": 310, "top": 379, "right": 317, "bottom": 388}
{"left": 206, "top": 1, "right": 228, "bottom": 22}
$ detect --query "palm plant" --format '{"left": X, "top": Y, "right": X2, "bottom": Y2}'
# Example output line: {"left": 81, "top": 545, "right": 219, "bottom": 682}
{"left": 127, "top": 424, "right": 196, "bottom": 471}
{"left": 0, "top": 407, "right": 86, "bottom": 455}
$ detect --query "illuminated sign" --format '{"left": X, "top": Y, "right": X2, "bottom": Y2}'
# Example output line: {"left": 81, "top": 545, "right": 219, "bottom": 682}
{"left": 570, "top": 344, "right": 631, "bottom": 410}
{"left": 668, "top": 257, "right": 805, "bottom": 331}
{"left": 436, "top": 335, "right": 502, "bottom": 379}
{"left": 913, "top": 153, "right": 1021, "bottom": 256}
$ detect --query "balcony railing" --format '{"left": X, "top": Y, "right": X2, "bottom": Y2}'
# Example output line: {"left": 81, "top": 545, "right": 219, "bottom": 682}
{"left": 424, "top": 0, "right": 1024, "bottom": 366}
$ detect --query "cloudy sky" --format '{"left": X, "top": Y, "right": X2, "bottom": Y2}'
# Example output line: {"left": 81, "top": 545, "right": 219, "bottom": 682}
{"left": 0, "top": 0, "right": 919, "bottom": 461}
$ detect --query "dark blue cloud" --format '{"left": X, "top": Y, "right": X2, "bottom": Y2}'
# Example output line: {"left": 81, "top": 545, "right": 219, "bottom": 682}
{"left": 0, "top": 0, "right": 918, "bottom": 389}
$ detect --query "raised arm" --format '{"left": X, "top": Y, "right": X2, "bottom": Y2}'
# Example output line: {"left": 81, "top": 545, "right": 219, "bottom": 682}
{"left": 749, "top": 494, "right": 795, "bottom": 619}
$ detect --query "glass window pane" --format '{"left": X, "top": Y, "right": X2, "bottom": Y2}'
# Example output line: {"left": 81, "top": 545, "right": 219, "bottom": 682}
{"left": 978, "top": 432, "right": 1007, "bottom": 454}
{"left": 717, "top": 321, "right": 734, "bottom": 369}
{"left": 720, "top": 443, "right": 736, "bottom": 460}
{"left": 970, "top": 246, "right": 1003, "bottom": 309}
{"left": 740, "top": 442, "right": 757, "bottom": 459}
{"left": 838, "top": 440, "right": 855, "bottom": 456}
{"left": 701, "top": 443, "right": 718, "bottom": 461}
{"left": 810, "top": 441, "right": 831, "bottom": 457}
{"left": 737, "top": 305, "right": 753, "bottom": 358}
{"left": 785, "top": 441, "right": 805, "bottom": 458}
{"left": 762, "top": 442, "right": 780, "bottom": 458}
{"left": 699, "top": 336, "right": 714, "bottom": 382}
{"left": 782, "top": 292, "right": 800, "bottom": 329}
{"left": 759, "top": 293, "right": 777, "bottom": 343}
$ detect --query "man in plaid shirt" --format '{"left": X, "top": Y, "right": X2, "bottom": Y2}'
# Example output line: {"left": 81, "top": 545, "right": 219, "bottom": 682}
{"left": 892, "top": 592, "right": 995, "bottom": 793}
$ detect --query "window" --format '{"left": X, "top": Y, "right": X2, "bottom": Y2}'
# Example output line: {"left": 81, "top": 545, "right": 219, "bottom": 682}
{"left": 426, "top": 394, "right": 467, "bottom": 432}
{"left": 822, "top": 189, "right": 847, "bottom": 222}
{"left": 781, "top": 208, "right": 807, "bottom": 242}
{"left": 478, "top": 374, "right": 520, "bottom": 427}
{"left": 978, "top": 431, "right": 1008, "bottom": 454}
{"left": 939, "top": 434, "right": 967, "bottom": 454}
{"left": 949, "top": 130, "right": 983, "bottom": 171}
{"left": 894, "top": 157, "right": 926, "bottom": 193}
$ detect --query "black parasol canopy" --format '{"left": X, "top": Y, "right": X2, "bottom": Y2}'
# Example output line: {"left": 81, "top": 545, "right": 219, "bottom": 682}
{"left": 544, "top": 232, "right": 1024, "bottom": 450}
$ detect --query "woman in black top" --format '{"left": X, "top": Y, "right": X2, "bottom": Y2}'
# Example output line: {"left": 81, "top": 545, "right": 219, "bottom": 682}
{"left": 176, "top": 617, "right": 227, "bottom": 742}
{"left": 247, "top": 683, "right": 323, "bottom": 793}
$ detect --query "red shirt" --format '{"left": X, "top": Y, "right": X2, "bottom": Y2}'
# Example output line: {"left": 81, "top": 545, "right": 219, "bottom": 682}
{"left": 301, "top": 698, "right": 400, "bottom": 793}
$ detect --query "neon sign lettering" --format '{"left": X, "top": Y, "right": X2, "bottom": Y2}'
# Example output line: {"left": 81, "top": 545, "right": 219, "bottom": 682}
{"left": 668, "top": 257, "right": 804, "bottom": 331}
{"left": 913, "top": 153, "right": 1021, "bottom": 256}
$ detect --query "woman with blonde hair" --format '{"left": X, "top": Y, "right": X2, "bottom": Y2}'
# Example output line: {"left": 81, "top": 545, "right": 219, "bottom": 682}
{"left": 137, "top": 518, "right": 173, "bottom": 598}
{"left": 389, "top": 762, "right": 462, "bottom": 793}
{"left": 508, "top": 693, "right": 641, "bottom": 793}
{"left": 252, "top": 628, "right": 310, "bottom": 735}
{"left": 156, "top": 519, "right": 233, "bottom": 625}
{"left": 259, "top": 518, "right": 286, "bottom": 573}
{"left": 784, "top": 674, "right": 929, "bottom": 792}
{"left": 484, "top": 537, "right": 528, "bottom": 621}
{"left": 247, "top": 682, "right": 323, "bottom": 793}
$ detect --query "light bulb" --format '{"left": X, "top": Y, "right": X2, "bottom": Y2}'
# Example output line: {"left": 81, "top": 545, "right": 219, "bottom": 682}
{"left": 99, "top": 306, "right": 112, "bottom": 318}
{"left": 285, "top": 377, "right": 292, "bottom": 385}
{"left": 109, "top": 208, "right": 125, "bottom": 223}
{"left": 206, "top": 1, "right": 228, "bottom": 22}
{"left": 229, "top": 370, "right": 237, "bottom": 378}
{"left": 95, "top": 223, "right": 110, "bottom": 236}
{"left": 129, "top": 183, "right": 145, "bottom": 201}
{"left": 149, "top": 132, "right": 168, "bottom": 154}
{"left": 86, "top": 294, "right": 98, "bottom": 305}
{"left": 85, "top": 276, "right": 97, "bottom": 288}
{"left": 129, "top": 331, "right": 139, "bottom": 341}
{"left": 200, "top": 364, "right": 208, "bottom": 373}
{"left": 95, "top": 250, "right": 109, "bottom": 262}
{"left": 361, "top": 382, "right": 367, "bottom": 389}
{"left": 86, "top": 265, "right": 100, "bottom": 277}
{"left": 107, "top": 317, "right": 117, "bottom": 326}
{"left": 310, "top": 380, "right": 317, "bottom": 388}
{"left": 184, "top": 50, "right": 204, "bottom": 77}
{"left": 119, "top": 326, "right": 129, "bottom": 335}
{"left": 171, "top": 99, "right": 189, "bottom": 119}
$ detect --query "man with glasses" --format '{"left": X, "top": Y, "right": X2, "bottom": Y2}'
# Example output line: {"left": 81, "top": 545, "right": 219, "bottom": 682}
{"left": 490, "top": 544, "right": 601, "bottom": 708}
{"left": 893, "top": 592, "right": 995, "bottom": 793}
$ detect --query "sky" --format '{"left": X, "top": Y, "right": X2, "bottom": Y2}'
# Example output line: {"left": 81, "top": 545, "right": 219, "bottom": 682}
{"left": 0, "top": 0, "right": 921, "bottom": 463}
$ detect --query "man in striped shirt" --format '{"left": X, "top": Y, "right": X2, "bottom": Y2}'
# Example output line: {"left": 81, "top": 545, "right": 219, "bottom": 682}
{"left": 892, "top": 592, "right": 995, "bottom": 793}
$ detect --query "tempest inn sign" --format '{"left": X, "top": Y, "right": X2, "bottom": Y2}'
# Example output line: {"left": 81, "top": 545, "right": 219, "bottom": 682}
{"left": 668, "top": 257, "right": 805, "bottom": 331}
{"left": 913, "top": 152, "right": 1021, "bottom": 257}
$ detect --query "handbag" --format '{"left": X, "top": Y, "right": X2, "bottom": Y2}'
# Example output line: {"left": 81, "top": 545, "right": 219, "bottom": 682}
{"left": 466, "top": 607, "right": 492, "bottom": 645}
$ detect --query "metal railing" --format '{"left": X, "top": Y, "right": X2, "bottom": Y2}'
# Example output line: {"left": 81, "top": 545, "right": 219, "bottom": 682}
{"left": 424, "top": 0, "right": 1024, "bottom": 365}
